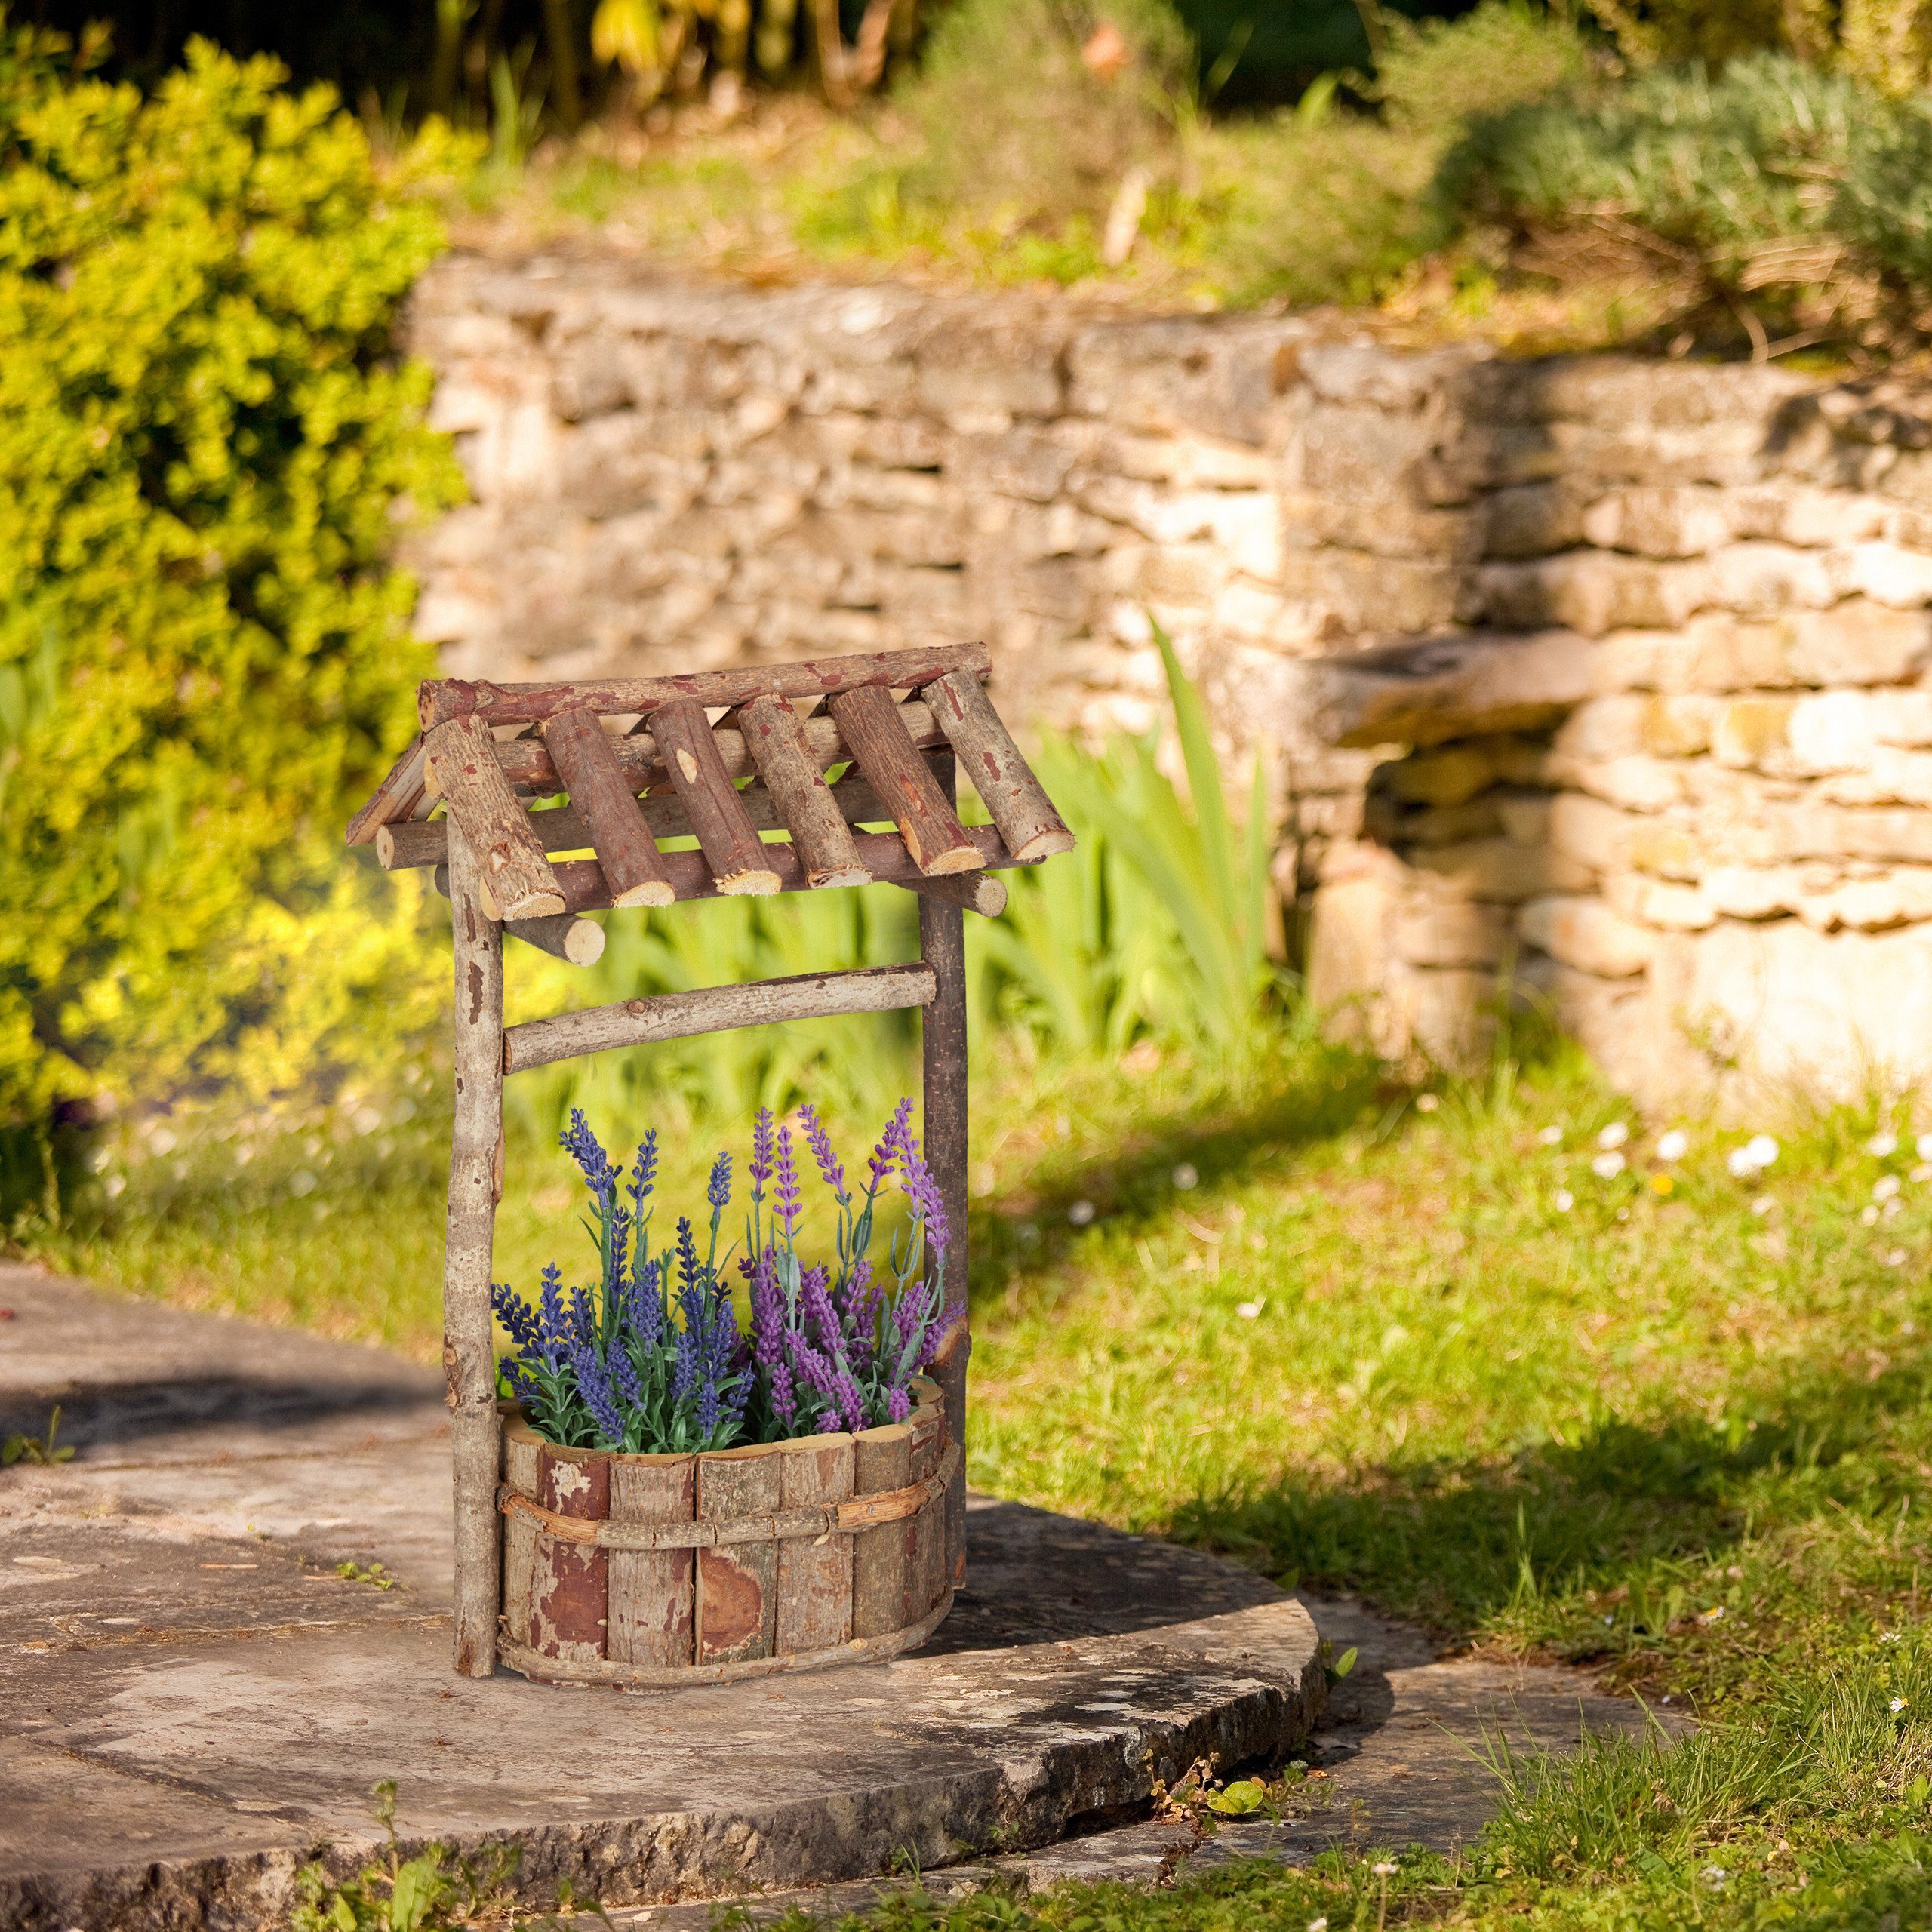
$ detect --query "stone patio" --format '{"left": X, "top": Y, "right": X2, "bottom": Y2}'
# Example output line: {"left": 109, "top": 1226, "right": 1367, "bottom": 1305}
{"left": 0, "top": 1263, "right": 1651, "bottom": 1929}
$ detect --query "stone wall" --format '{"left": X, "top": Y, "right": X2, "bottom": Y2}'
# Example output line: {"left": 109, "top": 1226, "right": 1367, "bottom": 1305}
{"left": 408, "top": 247, "right": 1932, "bottom": 1111}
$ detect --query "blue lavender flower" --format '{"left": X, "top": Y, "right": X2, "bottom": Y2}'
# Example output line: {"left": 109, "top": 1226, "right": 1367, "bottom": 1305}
{"left": 491, "top": 1282, "right": 540, "bottom": 1352}
{"left": 560, "top": 1109, "right": 619, "bottom": 1201}
{"left": 706, "top": 1150, "right": 732, "bottom": 1214}
{"left": 628, "top": 1130, "right": 660, "bottom": 1211}
{"left": 569, "top": 1340, "right": 627, "bottom": 1444}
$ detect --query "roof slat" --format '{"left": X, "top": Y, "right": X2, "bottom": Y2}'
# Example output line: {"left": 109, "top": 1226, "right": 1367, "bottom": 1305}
{"left": 826, "top": 686, "right": 983, "bottom": 878}
{"left": 650, "top": 700, "right": 781, "bottom": 897}
{"left": 926, "top": 670, "right": 1075, "bottom": 864}
{"left": 740, "top": 695, "right": 872, "bottom": 890}
{"left": 541, "top": 706, "right": 675, "bottom": 909}
{"left": 417, "top": 643, "right": 989, "bottom": 731}
{"left": 425, "top": 716, "right": 567, "bottom": 921}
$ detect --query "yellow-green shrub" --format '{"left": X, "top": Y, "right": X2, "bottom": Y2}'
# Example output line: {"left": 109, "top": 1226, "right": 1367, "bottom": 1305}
{"left": 0, "top": 25, "right": 464, "bottom": 1158}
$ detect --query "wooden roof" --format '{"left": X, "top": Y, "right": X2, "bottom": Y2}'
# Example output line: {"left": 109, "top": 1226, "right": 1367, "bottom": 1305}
{"left": 344, "top": 645, "right": 1074, "bottom": 922}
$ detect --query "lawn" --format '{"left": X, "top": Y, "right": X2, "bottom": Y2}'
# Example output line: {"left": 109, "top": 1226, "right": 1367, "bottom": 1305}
{"left": 39, "top": 1021, "right": 1932, "bottom": 1929}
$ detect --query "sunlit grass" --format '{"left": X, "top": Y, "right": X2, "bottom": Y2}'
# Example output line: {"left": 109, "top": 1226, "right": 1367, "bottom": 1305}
{"left": 37, "top": 1020, "right": 1932, "bottom": 1927}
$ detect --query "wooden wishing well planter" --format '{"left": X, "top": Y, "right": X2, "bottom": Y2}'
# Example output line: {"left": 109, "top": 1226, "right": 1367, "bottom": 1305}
{"left": 345, "top": 644, "right": 1072, "bottom": 1686}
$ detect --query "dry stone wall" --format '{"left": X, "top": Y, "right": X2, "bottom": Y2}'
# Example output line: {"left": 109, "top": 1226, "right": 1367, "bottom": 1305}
{"left": 407, "top": 248, "right": 1932, "bottom": 1112}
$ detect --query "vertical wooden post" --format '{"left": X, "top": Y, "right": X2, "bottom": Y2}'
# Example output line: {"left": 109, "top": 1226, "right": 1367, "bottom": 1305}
{"left": 919, "top": 750, "right": 971, "bottom": 1589}
{"left": 445, "top": 818, "right": 506, "bottom": 1677}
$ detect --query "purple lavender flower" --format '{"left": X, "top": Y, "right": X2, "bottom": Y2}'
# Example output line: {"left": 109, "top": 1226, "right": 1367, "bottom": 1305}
{"left": 560, "top": 1109, "right": 618, "bottom": 1201}
{"left": 868, "top": 1099, "right": 913, "bottom": 1191}
{"left": 630, "top": 1254, "right": 665, "bottom": 1349}
{"left": 884, "top": 1384, "right": 911, "bottom": 1424}
{"left": 798, "top": 1103, "right": 848, "bottom": 1203}
{"left": 900, "top": 1148, "right": 949, "bottom": 1258}
{"left": 537, "top": 1264, "right": 568, "bottom": 1349}
{"left": 706, "top": 1151, "right": 732, "bottom": 1214}
{"left": 749, "top": 1109, "right": 774, "bottom": 1201}
{"left": 774, "top": 1127, "right": 801, "bottom": 1238}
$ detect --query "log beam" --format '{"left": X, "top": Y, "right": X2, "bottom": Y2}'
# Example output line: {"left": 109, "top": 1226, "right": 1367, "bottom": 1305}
{"left": 418, "top": 643, "right": 989, "bottom": 731}
{"left": 424, "top": 715, "right": 566, "bottom": 921}
{"left": 542, "top": 706, "right": 675, "bottom": 909}
{"left": 740, "top": 694, "right": 871, "bottom": 888}
{"left": 927, "top": 670, "right": 1075, "bottom": 863}
{"left": 444, "top": 820, "right": 505, "bottom": 1677}
{"left": 502, "top": 963, "right": 937, "bottom": 1075}
{"left": 827, "top": 686, "right": 983, "bottom": 876}
{"left": 651, "top": 700, "right": 782, "bottom": 896}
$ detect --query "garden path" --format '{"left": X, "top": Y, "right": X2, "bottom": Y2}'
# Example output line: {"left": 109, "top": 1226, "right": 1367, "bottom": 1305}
{"left": 0, "top": 1263, "right": 1646, "bottom": 1930}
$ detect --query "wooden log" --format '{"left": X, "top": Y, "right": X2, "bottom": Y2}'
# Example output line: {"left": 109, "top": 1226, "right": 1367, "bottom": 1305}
{"left": 487, "top": 701, "right": 944, "bottom": 795}
{"left": 896, "top": 1406, "right": 943, "bottom": 1630}
{"left": 346, "top": 735, "right": 430, "bottom": 846}
{"left": 921, "top": 752, "right": 971, "bottom": 1593}
{"left": 506, "top": 911, "right": 605, "bottom": 966}
{"left": 378, "top": 757, "right": 955, "bottom": 873}
{"left": 926, "top": 670, "right": 1076, "bottom": 863}
{"left": 426, "top": 868, "right": 606, "bottom": 965}
{"left": 503, "top": 962, "right": 937, "bottom": 1075}
{"left": 530, "top": 1442, "right": 611, "bottom": 1665}
{"left": 650, "top": 700, "right": 782, "bottom": 895}
{"left": 850, "top": 1425, "right": 914, "bottom": 1641}
{"left": 542, "top": 705, "right": 676, "bottom": 909}
{"left": 827, "top": 685, "right": 983, "bottom": 876}
{"left": 425, "top": 715, "right": 566, "bottom": 921}
{"left": 445, "top": 820, "right": 506, "bottom": 1678}
{"left": 741, "top": 695, "right": 871, "bottom": 888}
{"left": 904, "top": 872, "right": 1008, "bottom": 919}
{"left": 418, "top": 643, "right": 989, "bottom": 730}
{"left": 776, "top": 1434, "right": 855, "bottom": 1655}
{"left": 608, "top": 1452, "right": 697, "bottom": 1669}
{"left": 515, "top": 823, "right": 1032, "bottom": 918}
{"left": 696, "top": 1444, "right": 782, "bottom": 1664}
{"left": 501, "top": 1417, "right": 542, "bottom": 1650}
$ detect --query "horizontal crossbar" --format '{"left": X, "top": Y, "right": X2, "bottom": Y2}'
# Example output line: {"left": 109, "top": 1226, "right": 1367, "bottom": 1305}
{"left": 500, "top": 962, "right": 938, "bottom": 1075}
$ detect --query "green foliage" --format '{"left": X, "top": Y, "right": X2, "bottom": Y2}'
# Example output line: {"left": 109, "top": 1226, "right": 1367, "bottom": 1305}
{"left": 894, "top": 0, "right": 1193, "bottom": 230}
{"left": 1200, "top": 0, "right": 1592, "bottom": 306}
{"left": 2, "top": 1403, "right": 73, "bottom": 1466}
{"left": 1447, "top": 50, "right": 1932, "bottom": 344}
{"left": 291, "top": 1780, "right": 521, "bottom": 1932}
{"left": 0, "top": 24, "right": 465, "bottom": 1146}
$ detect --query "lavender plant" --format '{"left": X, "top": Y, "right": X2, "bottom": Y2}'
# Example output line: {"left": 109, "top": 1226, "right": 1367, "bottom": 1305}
{"left": 491, "top": 1112, "right": 746, "bottom": 1453}
{"left": 740, "top": 1099, "right": 958, "bottom": 1438}
{"left": 492, "top": 1102, "right": 958, "bottom": 1454}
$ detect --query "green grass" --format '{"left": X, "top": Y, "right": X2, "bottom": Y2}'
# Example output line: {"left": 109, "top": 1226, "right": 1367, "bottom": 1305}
{"left": 35, "top": 1019, "right": 1932, "bottom": 1928}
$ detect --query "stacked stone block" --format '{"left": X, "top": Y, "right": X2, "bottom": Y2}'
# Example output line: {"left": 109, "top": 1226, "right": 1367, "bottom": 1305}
{"left": 407, "top": 248, "right": 1932, "bottom": 1110}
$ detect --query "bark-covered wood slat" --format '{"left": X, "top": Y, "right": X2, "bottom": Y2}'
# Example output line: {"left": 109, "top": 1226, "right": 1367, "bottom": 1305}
{"left": 530, "top": 1444, "right": 610, "bottom": 1665}
{"left": 425, "top": 715, "right": 567, "bottom": 921}
{"left": 541, "top": 706, "right": 676, "bottom": 909}
{"left": 696, "top": 1446, "right": 781, "bottom": 1664}
{"left": 346, "top": 734, "right": 430, "bottom": 846}
{"left": 378, "top": 752, "right": 953, "bottom": 872}
{"left": 445, "top": 820, "right": 506, "bottom": 1676}
{"left": 650, "top": 700, "right": 782, "bottom": 896}
{"left": 927, "top": 670, "right": 1076, "bottom": 863}
{"left": 514, "top": 823, "right": 1032, "bottom": 919}
{"left": 740, "top": 694, "right": 872, "bottom": 888}
{"left": 901, "top": 872, "right": 1008, "bottom": 918}
{"left": 426, "top": 869, "right": 606, "bottom": 965}
{"left": 776, "top": 1435, "right": 854, "bottom": 1655}
{"left": 485, "top": 701, "right": 943, "bottom": 795}
{"left": 851, "top": 1426, "right": 914, "bottom": 1641}
{"left": 608, "top": 1453, "right": 696, "bottom": 1669}
{"left": 502, "top": 962, "right": 936, "bottom": 1075}
{"left": 827, "top": 686, "right": 983, "bottom": 876}
{"left": 417, "top": 642, "right": 989, "bottom": 730}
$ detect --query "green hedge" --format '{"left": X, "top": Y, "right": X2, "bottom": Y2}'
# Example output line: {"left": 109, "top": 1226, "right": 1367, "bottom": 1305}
{"left": 0, "top": 24, "right": 464, "bottom": 1166}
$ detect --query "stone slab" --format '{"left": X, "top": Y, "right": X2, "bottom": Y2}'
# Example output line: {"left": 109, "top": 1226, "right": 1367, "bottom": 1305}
{"left": 0, "top": 1266, "right": 1321, "bottom": 1930}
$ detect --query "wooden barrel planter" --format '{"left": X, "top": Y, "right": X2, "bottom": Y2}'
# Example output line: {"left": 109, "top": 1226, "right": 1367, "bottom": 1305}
{"left": 496, "top": 1378, "right": 956, "bottom": 1688}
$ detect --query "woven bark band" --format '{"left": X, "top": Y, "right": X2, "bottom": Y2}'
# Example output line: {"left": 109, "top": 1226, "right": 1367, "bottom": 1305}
{"left": 496, "top": 1438, "right": 961, "bottom": 1551}
{"left": 496, "top": 1589, "right": 955, "bottom": 1689}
